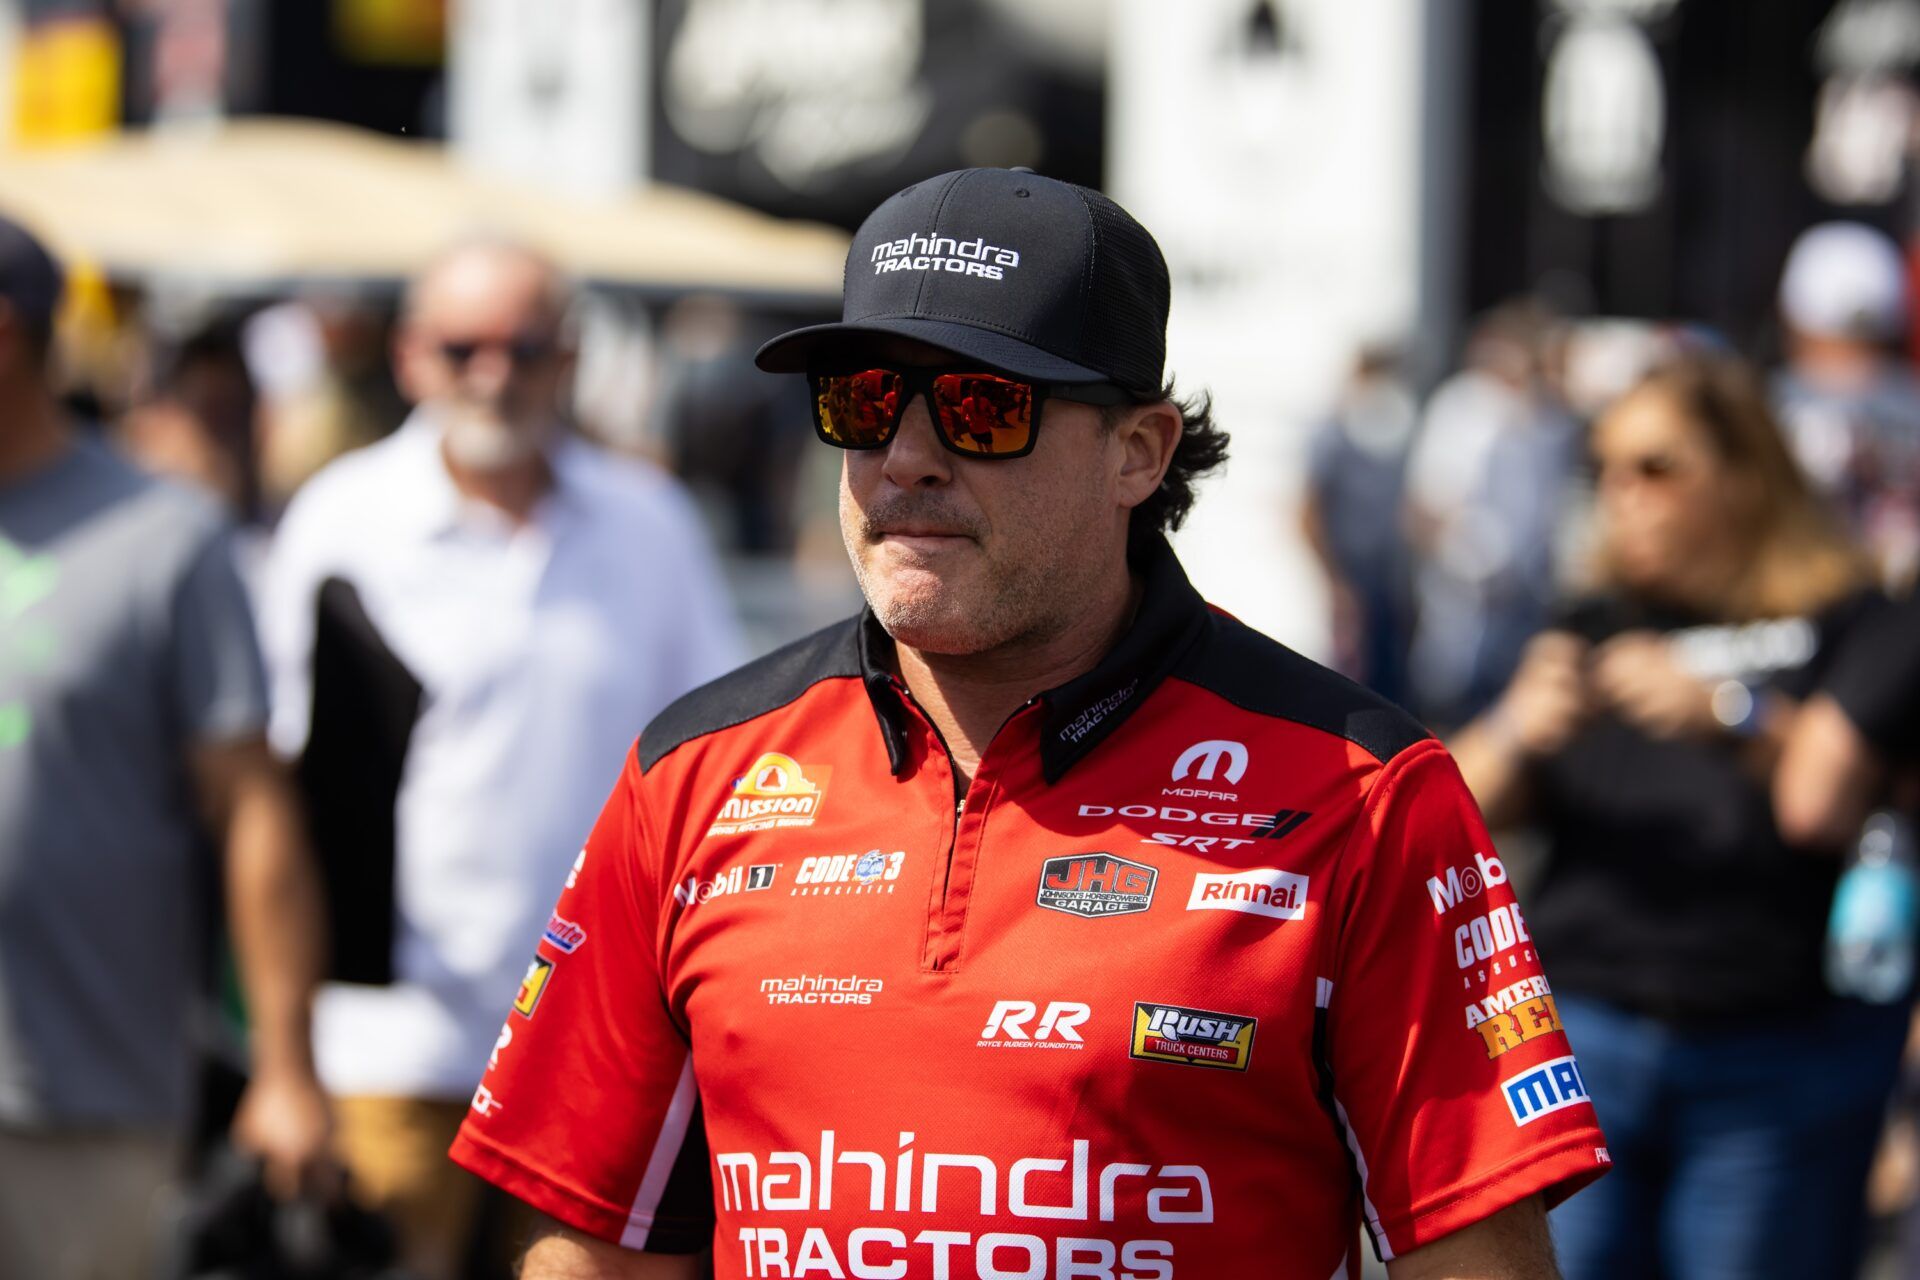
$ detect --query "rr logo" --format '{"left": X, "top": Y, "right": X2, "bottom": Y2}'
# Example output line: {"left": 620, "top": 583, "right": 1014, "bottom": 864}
{"left": 1172, "top": 739, "right": 1249, "bottom": 785}
{"left": 980, "top": 1000, "right": 1092, "bottom": 1042}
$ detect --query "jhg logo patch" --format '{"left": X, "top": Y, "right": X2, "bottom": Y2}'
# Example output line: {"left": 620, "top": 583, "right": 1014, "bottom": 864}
{"left": 1187, "top": 868, "right": 1308, "bottom": 921}
{"left": 707, "top": 752, "right": 831, "bottom": 837}
{"left": 1130, "top": 1001, "right": 1257, "bottom": 1071}
{"left": 1036, "top": 853, "right": 1158, "bottom": 918}
{"left": 512, "top": 957, "right": 553, "bottom": 1019}
{"left": 978, "top": 1000, "right": 1090, "bottom": 1050}
{"left": 1502, "top": 1054, "right": 1591, "bottom": 1126}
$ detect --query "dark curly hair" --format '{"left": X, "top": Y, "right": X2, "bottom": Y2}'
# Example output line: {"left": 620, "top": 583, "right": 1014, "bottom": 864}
{"left": 1103, "top": 381, "right": 1230, "bottom": 557}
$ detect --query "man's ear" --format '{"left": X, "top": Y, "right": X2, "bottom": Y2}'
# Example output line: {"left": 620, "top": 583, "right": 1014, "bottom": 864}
{"left": 392, "top": 325, "right": 432, "bottom": 406}
{"left": 1114, "top": 400, "right": 1184, "bottom": 514}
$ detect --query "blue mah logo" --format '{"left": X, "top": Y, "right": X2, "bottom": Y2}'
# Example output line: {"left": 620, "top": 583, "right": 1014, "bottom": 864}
{"left": 1501, "top": 1055, "right": 1591, "bottom": 1127}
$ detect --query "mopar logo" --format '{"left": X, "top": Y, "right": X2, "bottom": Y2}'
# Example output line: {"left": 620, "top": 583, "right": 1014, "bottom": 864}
{"left": 1172, "top": 740, "right": 1249, "bottom": 785}
{"left": 1502, "top": 1055, "right": 1591, "bottom": 1126}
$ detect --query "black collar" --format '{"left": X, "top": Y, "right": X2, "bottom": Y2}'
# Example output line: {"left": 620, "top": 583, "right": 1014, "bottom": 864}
{"left": 858, "top": 536, "right": 1212, "bottom": 782}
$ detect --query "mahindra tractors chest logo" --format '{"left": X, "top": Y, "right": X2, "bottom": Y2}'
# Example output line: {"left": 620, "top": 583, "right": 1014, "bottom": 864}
{"left": 1172, "top": 739, "right": 1249, "bottom": 785}
{"left": 1035, "top": 853, "right": 1159, "bottom": 918}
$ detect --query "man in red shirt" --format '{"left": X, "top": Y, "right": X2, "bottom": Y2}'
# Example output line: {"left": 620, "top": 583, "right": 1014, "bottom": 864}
{"left": 451, "top": 168, "right": 1607, "bottom": 1278}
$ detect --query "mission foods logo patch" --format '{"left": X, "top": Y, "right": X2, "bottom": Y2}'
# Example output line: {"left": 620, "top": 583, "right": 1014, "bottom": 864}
{"left": 1035, "top": 853, "right": 1158, "bottom": 918}
{"left": 1130, "top": 1002, "right": 1257, "bottom": 1071}
{"left": 707, "top": 752, "right": 832, "bottom": 837}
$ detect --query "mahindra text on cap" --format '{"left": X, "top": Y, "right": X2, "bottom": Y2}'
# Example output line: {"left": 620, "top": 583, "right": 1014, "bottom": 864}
{"left": 755, "top": 168, "right": 1171, "bottom": 397}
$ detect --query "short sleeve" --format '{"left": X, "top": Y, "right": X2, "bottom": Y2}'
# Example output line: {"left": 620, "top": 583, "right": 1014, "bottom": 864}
{"left": 1323, "top": 740, "right": 1609, "bottom": 1260}
{"left": 449, "top": 746, "right": 714, "bottom": 1252}
{"left": 1825, "top": 594, "right": 1920, "bottom": 760}
{"left": 168, "top": 523, "right": 269, "bottom": 745}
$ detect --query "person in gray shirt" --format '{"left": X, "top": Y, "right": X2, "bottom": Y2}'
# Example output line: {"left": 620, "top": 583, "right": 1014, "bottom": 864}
{"left": 0, "top": 217, "right": 333, "bottom": 1278}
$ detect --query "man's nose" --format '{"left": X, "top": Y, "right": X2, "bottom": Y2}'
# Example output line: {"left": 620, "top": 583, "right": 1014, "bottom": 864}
{"left": 879, "top": 395, "right": 953, "bottom": 488}
{"left": 457, "top": 344, "right": 519, "bottom": 400}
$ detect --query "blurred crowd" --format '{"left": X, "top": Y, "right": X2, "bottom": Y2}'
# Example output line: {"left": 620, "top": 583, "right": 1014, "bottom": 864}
{"left": 1305, "top": 221, "right": 1920, "bottom": 1278}
{"left": 5, "top": 200, "right": 1920, "bottom": 1278}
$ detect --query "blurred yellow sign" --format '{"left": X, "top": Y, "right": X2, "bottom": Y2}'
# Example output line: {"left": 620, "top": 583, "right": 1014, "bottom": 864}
{"left": 11, "top": 18, "right": 122, "bottom": 147}
{"left": 334, "top": 0, "right": 447, "bottom": 66}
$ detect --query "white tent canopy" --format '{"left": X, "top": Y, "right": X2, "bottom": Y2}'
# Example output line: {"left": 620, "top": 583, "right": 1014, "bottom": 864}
{"left": 0, "top": 118, "right": 849, "bottom": 299}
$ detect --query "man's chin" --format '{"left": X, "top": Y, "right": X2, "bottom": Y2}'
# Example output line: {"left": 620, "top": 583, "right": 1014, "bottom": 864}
{"left": 868, "top": 592, "right": 1000, "bottom": 657}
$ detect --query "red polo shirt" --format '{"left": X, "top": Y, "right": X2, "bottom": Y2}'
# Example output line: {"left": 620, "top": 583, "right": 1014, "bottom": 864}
{"left": 451, "top": 538, "right": 1607, "bottom": 1278}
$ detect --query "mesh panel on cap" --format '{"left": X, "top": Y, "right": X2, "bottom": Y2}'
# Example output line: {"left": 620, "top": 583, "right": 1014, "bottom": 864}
{"left": 1076, "top": 188, "right": 1170, "bottom": 395}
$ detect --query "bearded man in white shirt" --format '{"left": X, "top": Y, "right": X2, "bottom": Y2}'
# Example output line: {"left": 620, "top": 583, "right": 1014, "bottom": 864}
{"left": 261, "top": 239, "right": 744, "bottom": 1279}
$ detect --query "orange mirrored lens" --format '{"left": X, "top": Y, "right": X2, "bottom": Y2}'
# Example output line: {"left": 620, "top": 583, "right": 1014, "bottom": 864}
{"left": 933, "top": 373, "right": 1033, "bottom": 455}
{"left": 816, "top": 369, "right": 903, "bottom": 447}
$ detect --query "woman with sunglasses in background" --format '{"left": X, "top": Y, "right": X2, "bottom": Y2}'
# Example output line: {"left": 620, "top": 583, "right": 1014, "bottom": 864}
{"left": 1450, "top": 350, "right": 1905, "bottom": 1279}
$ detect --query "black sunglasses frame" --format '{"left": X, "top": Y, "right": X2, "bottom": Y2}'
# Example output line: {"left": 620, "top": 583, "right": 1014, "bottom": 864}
{"left": 805, "top": 362, "right": 1139, "bottom": 460}
{"left": 438, "top": 334, "right": 560, "bottom": 370}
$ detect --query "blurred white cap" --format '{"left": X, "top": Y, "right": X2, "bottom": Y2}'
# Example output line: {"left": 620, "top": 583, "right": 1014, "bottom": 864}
{"left": 1780, "top": 221, "right": 1910, "bottom": 341}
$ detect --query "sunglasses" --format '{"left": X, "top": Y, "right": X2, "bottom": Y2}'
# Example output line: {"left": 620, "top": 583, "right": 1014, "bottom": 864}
{"left": 438, "top": 335, "right": 557, "bottom": 369}
{"left": 806, "top": 363, "right": 1136, "bottom": 459}
{"left": 1593, "top": 451, "right": 1686, "bottom": 483}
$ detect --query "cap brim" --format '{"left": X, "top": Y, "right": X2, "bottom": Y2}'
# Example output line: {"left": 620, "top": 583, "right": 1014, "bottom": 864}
{"left": 754, "top": 317, "right": 1109, "bottom": 385}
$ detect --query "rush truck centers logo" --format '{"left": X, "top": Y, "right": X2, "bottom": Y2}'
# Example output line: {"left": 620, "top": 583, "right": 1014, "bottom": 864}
{"left": 1130, "top": 1002, "right": 1257, "bottom": 1071}
{"left": 1036, "top": 853, "right": 1158, "bottom": 918}
{"left": 708, "top": 752, "right": 831, "bottom": 837}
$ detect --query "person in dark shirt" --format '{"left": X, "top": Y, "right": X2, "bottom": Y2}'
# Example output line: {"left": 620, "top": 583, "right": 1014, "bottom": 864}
{"left": 1451, "top": 351, "right": 1905, "bottom": 1280}
{"left": 1776, "top": 589, "right": 1920, "bottom": 846}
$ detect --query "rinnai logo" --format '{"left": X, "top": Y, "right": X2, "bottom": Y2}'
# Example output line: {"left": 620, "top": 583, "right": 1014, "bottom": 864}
{"left": 541, "top": 912, "right": 587, "bottom": 953}
{"left": 761, "top": 974, "right": 885, "bottom": 1006}
{"left": 470, "top": 1083, "right": 504, "bottom": 1117}
{"left": 1036, "top": 853, "right": 1158, "bottom": 918}
{"left": 979, "top": 1000, "right": 1091, "bottom": 1049}
{"left": 565, "top": 848, "right": 585, "bottom": 890}
{"left": 1426, "top": 852, "right": 1509, "bottom": 915}
{"left": 1130, "top": 1001, "right": 1257, "bottom": 1071}
{"left": 1187, "top": 869, "right": 1308, "bottom": 921}
{"left": 1502, "top": 1054, "right": 1592, "bottom": 1126}
{"left": 1172, "top": 740, "right": 1249, "bottom": 786}
{"left": 870, "top": 232, "right": 1021, "bottom": 281}
{"left": 707, "top": 752, "right": 830, "bottom": 837}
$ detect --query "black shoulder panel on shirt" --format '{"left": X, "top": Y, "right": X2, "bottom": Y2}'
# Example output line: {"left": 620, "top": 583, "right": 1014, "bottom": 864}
{"left": 637, "top": 617, "right": 862, "bottom": 773}
{"left": 1173, "top": 610, "right": 1432, "bottom": 764}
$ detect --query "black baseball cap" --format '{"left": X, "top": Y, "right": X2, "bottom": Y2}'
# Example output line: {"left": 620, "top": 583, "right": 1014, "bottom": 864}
{"left": 755, "top": 168, "right": 1170, "bottom": 397}
{"left": 0, "top": 213, "right": 62, "bottom": 348}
